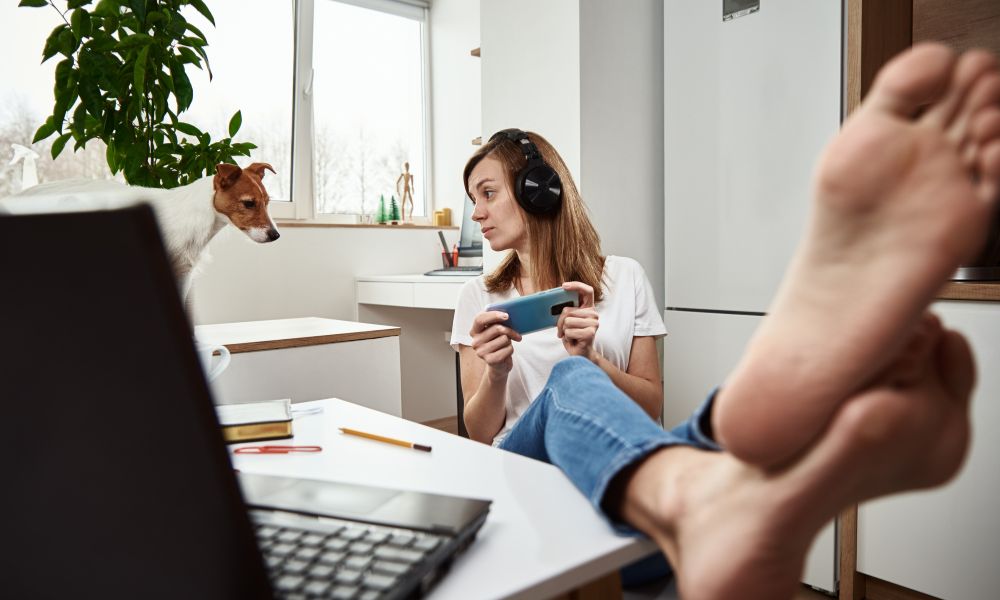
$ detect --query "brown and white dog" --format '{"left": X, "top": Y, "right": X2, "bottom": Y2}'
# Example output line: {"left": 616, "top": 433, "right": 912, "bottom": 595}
{"left": 0, "top": 162, "right": 280, "bottom": 299}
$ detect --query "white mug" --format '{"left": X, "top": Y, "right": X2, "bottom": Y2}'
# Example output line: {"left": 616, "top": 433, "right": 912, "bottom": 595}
{"left": 194, "top": 340, "right": 231, "bottom": 382}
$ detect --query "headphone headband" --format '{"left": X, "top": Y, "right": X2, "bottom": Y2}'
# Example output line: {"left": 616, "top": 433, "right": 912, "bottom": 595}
{"left": 490, "top": 129, "right": 542, "bottom": 161}
{"left": 489, "top": 128, "right": 563, "bottom": 216}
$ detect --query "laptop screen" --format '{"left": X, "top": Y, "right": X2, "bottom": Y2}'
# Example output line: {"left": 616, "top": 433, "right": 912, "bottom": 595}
{"left": 0, "top": 206, "right": 271, "bottom": 598}
{"left": 457, "top": 195, "right": 483, "bottom": 257}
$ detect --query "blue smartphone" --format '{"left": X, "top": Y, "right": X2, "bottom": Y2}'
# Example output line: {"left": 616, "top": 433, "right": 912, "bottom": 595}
{"left": 486, "top": 287, "right": 581, "bottom": 335}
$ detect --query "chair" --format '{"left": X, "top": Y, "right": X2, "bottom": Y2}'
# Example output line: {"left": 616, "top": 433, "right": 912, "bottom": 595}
{"left": 455, "top": 352, "right": 469, "bottom": 438}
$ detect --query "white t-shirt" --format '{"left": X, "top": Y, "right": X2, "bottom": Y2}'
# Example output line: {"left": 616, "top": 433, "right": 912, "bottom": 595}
{"left": 450, "top": 255, "right": 667, "bottom": 445}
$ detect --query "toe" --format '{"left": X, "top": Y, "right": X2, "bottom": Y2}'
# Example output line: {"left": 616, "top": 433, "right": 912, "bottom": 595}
{"left": 948, "top": 72, "right": 1000, "bottom": 144}
{"left": 924, "top": 49, "right": 999, "bottom": 130}
{"left": 864, "top": 43, "right": 956, "bottom": 118}
{"left": 879, "top": 312, "right": 942, "bottom": 388}
{"left": 971, "top": 107, "right": 1000, "bottom": 147}
{"left": 977, "top": 139, "right": 1000, "bottom": 202}
{"left": 938, "top": 329, "right": 976, "bottom": 404}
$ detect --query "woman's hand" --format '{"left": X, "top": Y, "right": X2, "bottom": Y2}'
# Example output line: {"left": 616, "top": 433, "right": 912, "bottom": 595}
{"left": 557, "top": 281, "right": 599, "bottom": 361}
{"left": 470, "top": 310, "right": 523, "bottom": 378}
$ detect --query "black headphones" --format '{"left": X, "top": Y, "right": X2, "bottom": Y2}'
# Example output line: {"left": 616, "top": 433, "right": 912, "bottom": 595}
{"left": 489, "top": 128, "right": 563, "bottom": 216}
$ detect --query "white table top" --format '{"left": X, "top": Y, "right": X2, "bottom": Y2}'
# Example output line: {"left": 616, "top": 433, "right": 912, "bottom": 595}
{"left": 232, "top": 399, "right": 656, "bottom": 599}
{"left": 196, "top": 318, "right": 399, "bottom": 352}
{"left": 356, "top": 273, "right": 479, "bottom": 284}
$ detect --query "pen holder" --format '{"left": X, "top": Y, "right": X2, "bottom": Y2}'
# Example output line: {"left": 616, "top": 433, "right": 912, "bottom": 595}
{"left": 441, "top": 252, "right": 452, "bottom": 268}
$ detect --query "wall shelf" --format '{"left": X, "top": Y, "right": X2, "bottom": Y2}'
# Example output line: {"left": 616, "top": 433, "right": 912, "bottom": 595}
{"left": 937, "top": 281, "right": 1000, "bottom": 302}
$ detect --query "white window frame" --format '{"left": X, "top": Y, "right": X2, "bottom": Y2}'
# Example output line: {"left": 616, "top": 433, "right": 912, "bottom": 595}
{"left": 270, "top": 0, "right": 432, "bottom": 222}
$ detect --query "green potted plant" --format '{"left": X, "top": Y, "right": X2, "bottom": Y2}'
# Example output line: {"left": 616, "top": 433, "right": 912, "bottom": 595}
{"left": 20, "top": 0, "right": 255, "bottom": 188}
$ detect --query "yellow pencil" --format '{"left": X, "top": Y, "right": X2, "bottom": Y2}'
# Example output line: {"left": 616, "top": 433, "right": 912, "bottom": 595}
{"left": 339, "top": 427, "right": 432, "bottom": 452}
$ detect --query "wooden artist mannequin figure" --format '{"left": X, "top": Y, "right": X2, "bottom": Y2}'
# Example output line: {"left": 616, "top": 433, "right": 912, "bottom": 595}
{"left": 396, "top": 162, "right": 415, "bottom": 221}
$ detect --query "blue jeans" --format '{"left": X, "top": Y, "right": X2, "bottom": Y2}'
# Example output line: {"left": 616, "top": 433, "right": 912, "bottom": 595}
{"left": 497, "top": 356, "right": 721, "bottom": 585}
{"left": 497, "top": 356, "right": 720, "bottom": 531}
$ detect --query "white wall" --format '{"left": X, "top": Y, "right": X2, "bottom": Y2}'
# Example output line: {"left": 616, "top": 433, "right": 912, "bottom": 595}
{"left": 188, "top": 0, "right": 481, "bottom": 424}
{"left": 480, "top": 0, "right": 663, "bottom": 293}
{"left": 479, "top": 0, "right": 581, "bottom": 173}
{"left": 480, "top": 0, "right": 581, "bottom": 271}
{"left": 189, "top": 226, "right": 460, "bottom": 324}
{"left": 580, "top": 0, "right": 664, "bottom": 307}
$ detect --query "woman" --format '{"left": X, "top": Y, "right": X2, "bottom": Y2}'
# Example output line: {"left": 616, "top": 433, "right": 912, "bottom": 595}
{"left": 451, "top": 129, "right": 666, "bottom": 449}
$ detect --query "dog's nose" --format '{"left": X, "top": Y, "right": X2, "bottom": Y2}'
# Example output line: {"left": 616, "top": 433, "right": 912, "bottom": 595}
{"left": 267, "top": 229, "right": 280, "bottom": 241}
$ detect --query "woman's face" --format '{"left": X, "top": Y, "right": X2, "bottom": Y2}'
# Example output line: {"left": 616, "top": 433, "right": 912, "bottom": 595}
{"left": 467, "top": 156, "right": 528, "bottom": 252}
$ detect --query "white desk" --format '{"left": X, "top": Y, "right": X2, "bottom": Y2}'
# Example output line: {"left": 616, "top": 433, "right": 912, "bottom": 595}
{"left": 356, "top": 274, "right": 476, "bottom": 310}
{"left": 196, "top": 318, "right": 402, "bottom": 416}
{"left": 233, "top": 398, "right": 657, "bottom": 599}
{"left": 355, "top": 274, "right": 477, "bottom": 423}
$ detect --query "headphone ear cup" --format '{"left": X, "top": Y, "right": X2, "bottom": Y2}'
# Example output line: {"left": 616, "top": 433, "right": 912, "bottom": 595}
{"left": 517, "top": 163, "right": 563, "bottom": 215}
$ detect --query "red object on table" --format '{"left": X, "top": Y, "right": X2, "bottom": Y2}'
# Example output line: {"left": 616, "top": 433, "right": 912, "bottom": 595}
{"left": 233, "top": 445, "right": 322, "bottom": 454}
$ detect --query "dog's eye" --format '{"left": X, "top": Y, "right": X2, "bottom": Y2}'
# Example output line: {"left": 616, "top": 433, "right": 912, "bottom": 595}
{"left": 242, "top": 200, "right": 256, "bottom": 209}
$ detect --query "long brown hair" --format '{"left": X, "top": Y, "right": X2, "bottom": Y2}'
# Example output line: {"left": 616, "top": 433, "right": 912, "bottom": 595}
{"left": 463, "top": 131, "right": 605, "bottom": 302}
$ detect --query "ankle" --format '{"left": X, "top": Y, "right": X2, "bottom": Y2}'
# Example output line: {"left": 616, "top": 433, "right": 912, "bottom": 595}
{"left": 617, "top": 446, "right": 706, "bottom": 537}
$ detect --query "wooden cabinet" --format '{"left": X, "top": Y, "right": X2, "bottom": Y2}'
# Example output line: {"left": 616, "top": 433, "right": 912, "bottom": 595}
{"left": 842, "top": 3, "right": 1000, "bottom": 599}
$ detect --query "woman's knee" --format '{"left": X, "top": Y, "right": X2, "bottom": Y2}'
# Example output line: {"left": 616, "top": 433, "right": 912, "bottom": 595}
{"left": 550, "top": 355, "right": 601, "bottom": 380}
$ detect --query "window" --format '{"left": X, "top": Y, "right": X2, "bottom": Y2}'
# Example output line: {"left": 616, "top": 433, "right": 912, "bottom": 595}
{"left": 183, "top": 1, "right": 295, "bottom": 203}
{"left": 0, "top": 0, "right": 430, "bottom": 223}
{"left": 0, "top": 4, "right": 115, "bottom": 197}
{"left": 311, "top": 0, "right": 428, "bottom": 219}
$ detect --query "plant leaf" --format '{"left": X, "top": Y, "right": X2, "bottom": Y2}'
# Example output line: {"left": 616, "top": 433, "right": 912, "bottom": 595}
{"left": 51, "top": 133, "right": 73, "bottom": 159}
{"left": 116, "top": 33, "right": 153, "bottom": 49}
{"left": 170, "top": 60, "right": 193, "bottom": 112}
{"left": 42, "top": 25, "right": 68, "bottom": 62}
{"left": 185, "top": 21, "right": 208, "bottom": 44}
{"left": 57, "top": 28, "right": 78, "bottom": 57}
{"left": 19, "top": 0, "right": 50, "bottom": 8}
{"left": 228, "top": 110, "right": 242, "bottom": 137}
{"left": 133, "top": 45, "right": 148, "bottom": 95}
{"left": 187, "top": 0, "right": 215, "bottom": 26}
{"left": 106, "top": 139, "right": 118, "bottom": 172}
{"left": 129, "top": 0, "right": 146, "bottom": 24}
{"left": 174, "top": 121, "right": 201, "bottom": 137}
{"left": 93, "top": 0, "right": 119, "bottom": 18}
{"left": 33, "top": 118, "right": 57, "bottom": 143}
{"left": 71, "top": 8, "right": 93, "bottom": 38}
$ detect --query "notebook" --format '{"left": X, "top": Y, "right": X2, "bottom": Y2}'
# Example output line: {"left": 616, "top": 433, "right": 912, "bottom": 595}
{"left": 216, "top": 399, "right": 294, "bottom": 443}
{"left": 0, "top": 205, "right": 491, "bottom": 599}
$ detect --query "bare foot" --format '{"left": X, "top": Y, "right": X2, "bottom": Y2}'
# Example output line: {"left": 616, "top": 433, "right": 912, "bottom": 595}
{"left": 714, "top": 43, "right": 1000, "bottom": 468}
{"left": 617, "top": 320, "right": 974, "bottom": 600}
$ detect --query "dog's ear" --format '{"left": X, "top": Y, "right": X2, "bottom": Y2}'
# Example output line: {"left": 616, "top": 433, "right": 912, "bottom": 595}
{"left": 214, "top": 163, "right": 242, "bottom": 190}
{"left": 246, "top": 162, "right": 276, "bottom": 179}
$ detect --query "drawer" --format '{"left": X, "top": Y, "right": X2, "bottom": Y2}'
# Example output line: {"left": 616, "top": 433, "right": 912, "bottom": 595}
{"left": 357, "top": 281, "right": 414, "bottom": 307}
{"left": 413, "top": 282, "right": 465, "bottom": 309}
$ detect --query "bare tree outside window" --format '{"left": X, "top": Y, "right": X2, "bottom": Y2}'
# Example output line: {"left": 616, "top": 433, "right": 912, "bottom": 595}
{"left": 313, "top": 0, "right": 426, "bottom": 217}
{"left": 315, "top": 124, "right": 408, "bottom": 216}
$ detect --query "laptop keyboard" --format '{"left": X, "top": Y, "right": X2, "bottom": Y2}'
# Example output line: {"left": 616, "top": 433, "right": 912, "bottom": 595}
{"left": 252, "top": 512, "right": 447, "bottom": 599}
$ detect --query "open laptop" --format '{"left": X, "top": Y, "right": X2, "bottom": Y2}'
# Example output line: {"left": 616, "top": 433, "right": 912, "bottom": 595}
{"left": 0, "top": 205, "right": 490, "bottom": 599}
